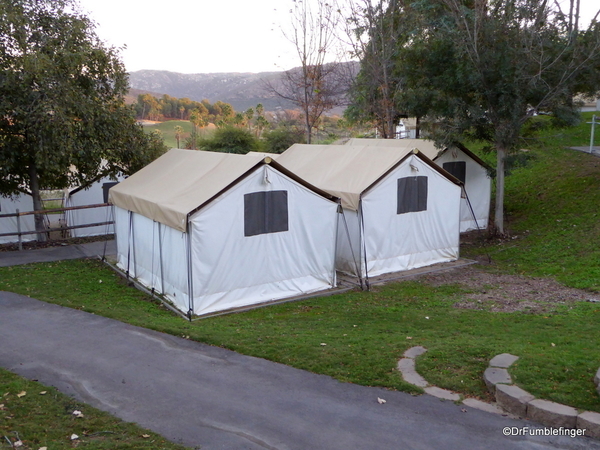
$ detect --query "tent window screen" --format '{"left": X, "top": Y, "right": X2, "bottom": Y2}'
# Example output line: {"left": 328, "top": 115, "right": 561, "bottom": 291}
{"left": 244, "top": 191, "right": 289, "bottom": 237}
{"left": 442, "top": 161, "right": 466, "bottom": 183}
{"left": 397, "top": 176, "right": 428, "bottom": 214}
{"left": 102, "top": 182, "right": 119, "bottom": 203}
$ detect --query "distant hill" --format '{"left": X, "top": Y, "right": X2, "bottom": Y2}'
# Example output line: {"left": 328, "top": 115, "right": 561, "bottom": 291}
{"left": 128, "top": 70, "right": 294, "bottom": 112}
{"left": 127, "top": 62, "right": 358, "bottom": 113}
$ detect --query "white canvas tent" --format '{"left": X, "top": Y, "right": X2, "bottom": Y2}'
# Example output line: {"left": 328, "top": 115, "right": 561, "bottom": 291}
{"left": 65, "top": 173, "right": 124, "bottom": 237}
{"left": 345, "top": 138, "right": 492, "bottom": 232}
{"left": 275, "top": 144, "right": 462, "bottom": 283}
{"left": 0, "top": 194, "right": 36, "bottom": 244}
{"left": 109, "top": 149, "right": 340, "bottom": 317}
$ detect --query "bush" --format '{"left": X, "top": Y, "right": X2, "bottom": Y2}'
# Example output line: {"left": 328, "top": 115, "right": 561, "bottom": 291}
{"left": 198, "top": 126, "right": 261, "bottom": 154}
{"left": 262, "top": 128, "right": 305, "bottom": 154}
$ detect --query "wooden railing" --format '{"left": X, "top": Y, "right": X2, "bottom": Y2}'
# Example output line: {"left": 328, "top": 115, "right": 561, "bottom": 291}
{"left": 0, "top": 203, "right": 113, "bottom": 250}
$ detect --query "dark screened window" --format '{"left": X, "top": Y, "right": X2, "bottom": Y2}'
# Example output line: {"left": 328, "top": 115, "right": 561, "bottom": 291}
{"left": 244, "top": 190, "right": 289, "bottom": 237}
{"left": 102, "top": 182, "right": 119, "bottom": 203}
{"left": 443, "top": 161, "right": 466, "bottom": 183}
{"left": 397, "top": 176, "right": 428, "bottom": 214}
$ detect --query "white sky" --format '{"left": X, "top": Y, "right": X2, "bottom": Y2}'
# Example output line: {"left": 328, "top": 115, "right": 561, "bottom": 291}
{"left": 77, "top": 0, "right": 599, "bottom": 75}
{"left": 77, "top": 0, "right": 300, "bottom": 74}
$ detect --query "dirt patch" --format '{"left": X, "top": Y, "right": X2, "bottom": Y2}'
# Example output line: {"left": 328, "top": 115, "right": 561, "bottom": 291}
{"left": 421, "top": 265, "right": 600, "bottom": 313}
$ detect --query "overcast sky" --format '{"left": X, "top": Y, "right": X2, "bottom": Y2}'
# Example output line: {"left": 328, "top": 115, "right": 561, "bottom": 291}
{"left": 77, "top": 0, "right": 300, "bottom": 74}
{"left": 77, "top": 0, "right": 598, "bottom": 75}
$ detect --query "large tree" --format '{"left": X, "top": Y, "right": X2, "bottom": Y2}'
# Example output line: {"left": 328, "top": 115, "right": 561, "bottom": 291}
{"left": 0, "top": 0, "right": 165, "bottom": 238}
{"left": 394, "top": 0, "right": 600, "bottom": 234}
{"left": 342, "top": 0, "right": 409, "bottom": 138}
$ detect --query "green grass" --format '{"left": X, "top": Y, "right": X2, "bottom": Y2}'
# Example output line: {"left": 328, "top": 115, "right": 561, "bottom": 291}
{"left": 1, "top": 112, "right": 600, "bottom": 439}
{"left": 463, "top": 112, "right": 600, "bottom": 291}
{"left": 1, "top": 257, "right": 599, "bottom": 413}
{"left": 143, "top": 120, "right": 214, "bottom": 149}
{"left": 0, "top": 368, "right": 188, "bottom": 449}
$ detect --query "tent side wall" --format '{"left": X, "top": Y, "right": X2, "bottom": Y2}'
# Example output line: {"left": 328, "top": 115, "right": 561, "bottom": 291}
{"left": 335, "top": 208, "right": 363, "bottom": 277}
{"left": 113, "top": 205, "right": 190, "bottom": 313}
{"left": 360, "top": 154, "right": 461, "bottom": 277}
{"left": 0, "top": 195, "right": 36, "bottom": 244}
{"left": 188, "top": 165, "right": 339, "bottom": 316}
{"left": 435, "top": 148, "right": 491, "bottom": 232}
{"left": 66, "top": 176, "right": 122, "bottom": 237}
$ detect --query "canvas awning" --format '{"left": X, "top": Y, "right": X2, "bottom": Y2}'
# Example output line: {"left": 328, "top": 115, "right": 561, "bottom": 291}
{"left": 344, "top": 138, "right": 441, "bottom": 160}
{"left": 109, "top": 150, "right": 273, "bottom": 232}
{"left": 109, "top": 149, "right": 336, "bottom": 232}
{"left": 276, "top": 144, "right": 447, "bottom": 211}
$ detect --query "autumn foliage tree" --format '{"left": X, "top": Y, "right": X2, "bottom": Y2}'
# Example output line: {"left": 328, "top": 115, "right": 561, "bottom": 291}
{"left": 266, "top": 0, "right": 351, "bottom": 143}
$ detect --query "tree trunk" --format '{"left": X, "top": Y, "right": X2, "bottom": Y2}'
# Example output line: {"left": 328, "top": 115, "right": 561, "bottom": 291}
{"left": 28, "top": 160, "right": 47, "bottom": 242}
{"left": 494, "top": 146, "right": 506, "bottom": 234}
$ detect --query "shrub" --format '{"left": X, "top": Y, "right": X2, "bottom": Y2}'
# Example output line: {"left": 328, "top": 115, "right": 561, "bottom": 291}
{"left": 262, "top": 128, "right": 306, "bottom": 154}
{"left": 198, "top": 126, "right": 260, "bottom": 154}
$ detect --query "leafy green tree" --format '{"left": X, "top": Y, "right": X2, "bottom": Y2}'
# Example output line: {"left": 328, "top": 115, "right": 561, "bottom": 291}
{"left": 393, "top": 0, "right": 600, "bottom": 233}
{"left": 343, "top": 0, "right": 408, "bottom": 138}
{"left": 262, "top": 128, "right": 306, "bottom": 154}
{"left": 254, "top": 115, "right": 270, "bottom": 138}
{"left": 198, "top": 126, "right": 260, "bottom": 154}
{"left": 174, "top": 125, "right": 184, "bottom": 149}
{"left": 0, "top": 0, "right": 165, "bottom": 238}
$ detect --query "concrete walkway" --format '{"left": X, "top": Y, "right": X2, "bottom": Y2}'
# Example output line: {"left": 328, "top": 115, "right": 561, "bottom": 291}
{"left": 569, "top": 146, "right": 600, "bottom": 157}
{"left": 0, "top": 240, "right": 116, "bottom": 267}
{"left": 1, "top": 292, "right": 598, "bottom": 450}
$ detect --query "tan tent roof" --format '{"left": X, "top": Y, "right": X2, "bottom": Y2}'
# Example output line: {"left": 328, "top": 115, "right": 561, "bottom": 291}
{"left": 109, "top": 149, "right": 273, "bottom": 232}
{"left": 276, "top": 144, "right": 432, "bottom": 211}
{"left": 344, "top": 138, "right": 441, "bottom": 160}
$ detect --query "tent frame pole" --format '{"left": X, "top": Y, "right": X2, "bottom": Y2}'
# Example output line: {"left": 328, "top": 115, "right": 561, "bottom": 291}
{"left": 331, "top": 203, "right": 342, "bottom": 288}
{"left": 462, "top": 186, "right": 482, "bottom": 233}
{"left": 358, "top": 199, "right": 370, "bottom": 290}
{"left": 186, "top": 221, "right": 194, "bottom": 321}
{"left": 102, "top": 206, "right": 115, "bottom": 261}
{"left": 126, "top": 210, "right": 133, "bottom": 280}
{"left": 158, "top": 222, "right": 165, "bottom": 295}
{"left": 131, "top": 212, "right": 137, "bottom": 279}
{"left": 340, "top": 206, "right": 363, "bottom": 288}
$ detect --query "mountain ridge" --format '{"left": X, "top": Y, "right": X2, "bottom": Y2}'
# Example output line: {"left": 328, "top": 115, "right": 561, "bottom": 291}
{"left": 128, "top": 69, "right": 293, "bottom": 112}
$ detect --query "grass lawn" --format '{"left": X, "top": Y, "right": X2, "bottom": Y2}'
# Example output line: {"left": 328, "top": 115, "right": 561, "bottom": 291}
{"left": 0, "top": 368, "right": 187, "bottom": 449}
{"left": 143, "top": 120, "right": 214, "bottom": 149}
{"left": 1, "top": 112, "right": 599, "bottom": 444}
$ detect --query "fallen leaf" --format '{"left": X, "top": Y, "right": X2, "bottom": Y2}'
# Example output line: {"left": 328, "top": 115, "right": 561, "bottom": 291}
{"left": 551, "top": 343, "right": 556, "bottom": 347}
{"left": 70, "top": 434, "right": 79, "bottom": 440}
{"left": 16, "top": 391, "right": 26, "bottom": 398}
{"left": 39, "top": 391, "right": 47, "bottom": 395}
{"left": 377, "top": 397, "right": 386, "bottom": 404}
{"left": 142, "top": 434, "right": 150, "bottom": 438}
{"left": 406, "top": 336, "right": 413, "bottom": 340}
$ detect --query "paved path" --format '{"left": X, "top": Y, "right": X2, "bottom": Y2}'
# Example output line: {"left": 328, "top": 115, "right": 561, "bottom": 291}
{"left": 0, "top": 240, "right": 115, "bottom": 267}
{"left": 569, "top": 146, "right": 600, "bottom": 157}
{"left": 1, "top": 292, "right": 598, "bottom": 450}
